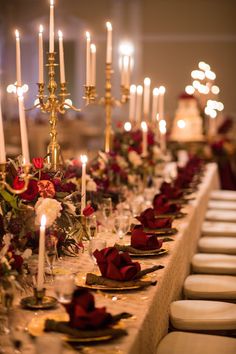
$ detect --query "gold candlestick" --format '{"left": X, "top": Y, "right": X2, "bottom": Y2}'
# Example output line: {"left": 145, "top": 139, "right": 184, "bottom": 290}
{"left": 0, "top": 162, "right": 32, "bottom": 194}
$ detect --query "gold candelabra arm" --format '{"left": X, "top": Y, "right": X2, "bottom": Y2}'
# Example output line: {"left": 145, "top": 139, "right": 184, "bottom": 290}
{"left": 120, "top": 85, "right": 130, "bottom": 104}
{"left": 0, "top": 163, "right": 32, "bottom": 195}
{"left": 58, "top": 83, "right": 81, "bottom": 113}
{"left": 84, "top": 85, "right": 96, "bottom": 105}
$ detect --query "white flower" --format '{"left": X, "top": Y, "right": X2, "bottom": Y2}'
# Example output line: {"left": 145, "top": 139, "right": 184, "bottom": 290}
{"left": 35, "top": 198, "right": 62, "bottom": 227}
{"left": 22, "top": 248, "right": 32, "bottom": 259}
{"left": 86, "top": 175, "right": 97, "bottom": 192}
{"left": 128, "top": 150, "right": 142, "bottom": 167}
{"left": 116, "top": 155, "right": 128, "bottom": 169}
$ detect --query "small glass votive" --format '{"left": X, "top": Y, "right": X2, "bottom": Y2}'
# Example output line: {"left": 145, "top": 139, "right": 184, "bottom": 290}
{"left": 54, "top": 274, "right": 75, "bottom": 305}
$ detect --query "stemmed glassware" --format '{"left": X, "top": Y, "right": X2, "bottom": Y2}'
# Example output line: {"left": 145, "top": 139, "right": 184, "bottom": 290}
{"left": 114, "top": 215, "right": 130, "bottom": 240}
{"left": 102, "top": 197, "right": 112, "bottom": 220}
{"left": 87, "top": 214, "right": 97, "bottom": 239}
{"left": 45, "top": 235, "right": 58, "bottom": 280}
{"left": 88, "top": 239, "right": 106, "bottom": 270}
{"left": 54, "top": 274, "right": 75, "bottom": 305}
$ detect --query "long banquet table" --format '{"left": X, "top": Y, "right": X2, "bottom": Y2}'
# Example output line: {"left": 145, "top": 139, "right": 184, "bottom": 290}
{"left": 10, "top": 163, "right": 220, "bottom": 354}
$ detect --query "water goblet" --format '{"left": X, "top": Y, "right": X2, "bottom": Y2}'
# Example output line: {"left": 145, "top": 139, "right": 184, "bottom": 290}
{"left": 45, "top": 235, "right": 58, "bottom": 280}
{"left": 54, "top": 274, "right": 75, "bottom": 305}
{"left": 87, "top": 214, "right": 97, "bottom": 239}
{"left": 88, "top": 239, "right": 106, "bottom": 268}
{"left": 102, "top": 197, "right": 112, "bottom": 220}
{"left": 114, "top": 215, "right": 130, "bottom": 240}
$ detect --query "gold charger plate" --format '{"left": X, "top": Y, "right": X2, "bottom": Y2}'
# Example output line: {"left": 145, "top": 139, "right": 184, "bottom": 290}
{"left": 129, "top": 248, "right": 168, "bottom": 257}
{"left": 143, "top": 227, "right": 178, "bottom": 236}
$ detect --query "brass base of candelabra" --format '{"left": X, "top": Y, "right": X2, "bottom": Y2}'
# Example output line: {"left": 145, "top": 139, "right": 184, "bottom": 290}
{"left": 20, "top": 288, "right": 57, "bottom": 310}
{"left": 47, "top": 141, "right": 62, "bottom": 171}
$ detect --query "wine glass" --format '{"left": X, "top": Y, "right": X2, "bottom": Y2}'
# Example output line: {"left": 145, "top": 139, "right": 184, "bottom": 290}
{"left": 45, "top": 235, "right": 58, "bottom": 280}
{"left": 114, "top": 215, "right": 130, "bottom": 240}
{"left": 88, "top": 239, "right": 106, "bottom": 268}
{"left": 54, "top": 274, "right": 75, "bottom": 305}
{"left": 87, "top": 214, "right": 97, "bottom": 239}
{"left": 102, "top": 197, "right": 112, "bottom": 220}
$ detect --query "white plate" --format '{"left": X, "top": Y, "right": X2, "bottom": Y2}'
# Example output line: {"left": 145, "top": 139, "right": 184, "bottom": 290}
{"left": 202, "top": 221, "right": 236, "bottom": 237}
{"left": 205, "top": 210, "right": 236, "bottom": 222}
{"left": 210, "top": 190, "right": 236, "bottom": 201}
{"left": 208, "top": 200, "right": 236, "bottom": 210}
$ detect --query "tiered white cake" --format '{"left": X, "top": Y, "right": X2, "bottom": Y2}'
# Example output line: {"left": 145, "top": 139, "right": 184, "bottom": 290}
{"left": 170, "top": 94, "right": 204, "bottom": 142}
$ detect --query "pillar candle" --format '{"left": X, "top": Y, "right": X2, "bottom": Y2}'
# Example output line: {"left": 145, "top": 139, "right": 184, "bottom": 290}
{"left": 143, "top": 77, "right": 151, "bottom": 120}
{"left": 49, "top": 0, "right": 54, "bottom": 53}
{"left": 0, "top": 91, "right": 6, "bottom": 163}
{"left": 90, "top": 43, "right": 96, "bottom": 86}
{"left": 106, "top": 22, "right": 112, "bottom": 64}
{"left": 86, "top": 32, "right": 91, "bottom": 86}
{"left": 129, "top": 84, "right": 136, "bottom": 123}
{"left": 141, "top": 121, "right": 148, "bottom": 157}
{"left": 136, "top": 85, "right": 143, "bottom": 123}
{"left": 37, "top": 215, "right": 46, "bottom": 291}
{"left": 38, "top": 25, "right": 44, "bottom": 84}
{"left": 18, "top": 94, "right": 30, "bottom": 164}
{"left": 152, "top": 87, "right": 159, "bottom": 123}
{"left": 80, "top": 155, "right": 88, "bottom": 214}
{"left": 159, "top": 119, "right": 167, "bottom": 153}
{"left": 15, "top": 30, "right": 22, "bottom": 87}
{"left": 58, "top": 30, "right": 66, "bottom": 83}
{"left": 158, "top": 86, "right": 166, "bottom": 121}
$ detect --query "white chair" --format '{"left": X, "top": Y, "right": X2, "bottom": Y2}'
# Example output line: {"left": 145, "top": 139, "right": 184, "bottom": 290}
{"left": 208, "top": 200, "right": 236, "bottom": 210}
{"left": 170, "top": 300, "right": 236, "bottom": 331}
{"left": 202, "top": 221, "right": 236, "bottom": 237}
{"left": 210, "top": 190, "right": 236, "bottom": 201}
{"left": 156, "top": 332, "right": 236, "bottom": 354}
{"left": 198, "top": 237, "right": 236, "bottom": 255}
{"left": 205, "top": 209, "right": 236, "bottom": 223}
{"left": 191, "top": 253, "right": 236, "bottom": 275}
{"left": 184, "top": 274, "right": 236, "bottom": 300}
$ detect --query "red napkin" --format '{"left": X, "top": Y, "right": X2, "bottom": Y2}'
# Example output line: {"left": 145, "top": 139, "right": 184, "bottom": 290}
{"left": 131, "top": 228, "right": 163, "bottom": 250}
{"left": 65, "top": 288, "right": 112, "bottom": 330}
{"left": 93, "top": 247, "right": 141, "bottom": 281}
{"left": 137, "top": 208, "right": 173, "bottom": 229}
{"left": 160, "top": 182, "right": 183, "bottom": 199}
{"left": 153, "top": 194, "right": 181, "bottom": 215}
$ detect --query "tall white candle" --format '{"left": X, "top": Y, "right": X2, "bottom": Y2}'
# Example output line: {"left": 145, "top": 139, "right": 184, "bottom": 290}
{"left": 106, "top": 22, "right": 112, "bottom": 64}
{"left": 49, "top": 0, "right": 54, "bottom": 53}
{"left": 136, "top": 85, "right": 143, "bottom": 123}
{"left": 85, "top": 32, "right": 91, "bottom": 86}
{"left": 38, "top": 25, "right": 44, "bottom": 84}
{"left": 0, "top": 91, "right": 6, "bottom": 163}
{"left": 152, "top": 87, "right": 159, "bottom": 123}
{"left": 58, "top": 30, "right": 66, "bottom": 83}
{"left": 90, "top": 43, "right": 96, "bottom": 86}
{"left": 159, "top": 86, "right": 166, "bottom": 121}
{"left": 141, "top": 121, "right": 148, "bottom": 157}
{"left": 129, "top": 84, "right": 136, "bottom": 122}
{"left": 159, "top": 119, "right": 167, "bottom": 153}
{"left": 80, "top": 155, "right": 88, "bottom": 214}
{"left": 17, "top": 93, "right": 30, "bottom": 164}
{"left": 143, "top": 77, "right": 151, "bottom": 120}
{"left": 15, "top": 30, "right": 22, "bottom": 87}
{"left": 37, "top": 215, "right": 46, "bottom": 291}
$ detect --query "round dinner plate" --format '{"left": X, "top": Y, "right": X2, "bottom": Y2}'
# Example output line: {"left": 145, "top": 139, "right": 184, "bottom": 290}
{"left": 129, "top": 248, "right": 168, "bottom": 257}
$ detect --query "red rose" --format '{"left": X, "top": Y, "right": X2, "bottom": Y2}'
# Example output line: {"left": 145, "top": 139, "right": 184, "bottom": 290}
{"left": 32, "top": 157, "right": 44, "bottom": 169}
{"left": 83, "top": 204, "right": 95, "bottom": 217}
{"left": 11, "top": 254, "right": 24, "bottom": 271}
{"left": 13, "top": 177, "right": 39, "bottom": 201}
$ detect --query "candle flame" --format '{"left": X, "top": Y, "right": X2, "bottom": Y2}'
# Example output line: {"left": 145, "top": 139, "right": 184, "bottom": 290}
{"left": 86, "top": 31, "right": 90, "bottom": 40}
{"left": 106, "top": 21, "right": 112, "bottom": 31}
{"left": 153, "top": 87, "right": 159, "bottom": 96}
{"left": 119, "top": 41, "right": 134, "bottom": 56}
{"left": 159, "top": 86, "right": 166, "bottom": 94}
{"left": 156, "top": 113, "right": 160, "bottom": 121}
{"left": 58, "top": 30, "right": 63, "bottom": 39}
{"left": 137, "top": 85, "right": 143, "bottom": 95}
{"left": 141, "top": 121, "right": 148, "bottom": 132}
{"left": 90, "top": 43, "right": 96, "bottom": 53}
{"left": 41, "top": 214, "right": 47, "bottom": 227}
{"left": 159, "top": 119, "right": 167, "bottom": 134}
{"left": 130, "top": 84, "right": 136, "bottom": 94}
{"left": 15, "top": 29, "right": 20, "bottom": 39}
{"left": 80, "top": 154, "right": 88, "bottom": 164}
{"left": 50, "top": 0, "right": 54, "bottom": 6}
{"left": 39, "top": 24, "right": 43, "bottom": 33}
{"left": 124, "top": 122, "right": 132, "bottom": 132}
{"left": 144, "top": 77, "right": 151, "bottom": 86}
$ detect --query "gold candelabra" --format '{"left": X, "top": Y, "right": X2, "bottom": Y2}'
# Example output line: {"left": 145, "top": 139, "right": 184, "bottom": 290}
{"left": 0, "top": 162, "right": 31, "bottom": 194}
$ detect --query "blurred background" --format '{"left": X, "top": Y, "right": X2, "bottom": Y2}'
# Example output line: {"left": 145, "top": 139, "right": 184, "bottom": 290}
{"left": 0, "top": 0, "right": 235, "bottom": 158}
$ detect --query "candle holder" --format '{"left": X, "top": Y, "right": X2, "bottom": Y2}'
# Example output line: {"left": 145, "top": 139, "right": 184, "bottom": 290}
{"left": 84, "top": 85, "right": 96, "bottom": 105}
{"left": 20, "top": 287, "right": 57, "bottom": 310}
{"left": 0, "top": 162, "right": 32, "bottom": 194}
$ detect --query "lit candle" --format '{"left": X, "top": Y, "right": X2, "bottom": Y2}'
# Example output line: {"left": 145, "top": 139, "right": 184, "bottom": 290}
{"left": 90, "top": 43, "right": 96, "bottom": 86}
{"left": 49, "top": 0, "right": 54, "bottom": 53}
{"left": 159, "top": 119, "right": 167, "bottom": 153}
{"left": 136, "top": 85, "right": 143, "bottom": 123}
{"left": 106, "top": 22, "right": 112, "bottom": 64}
{"left": 159, "top": 86, "right": 166, "bottom": 121}
{"left": 86, "top": 32, "right": 91, "bottom": 86}
{"left": 141, "top": 121, "right": 148, "bottom": 157}
{"left": 143, "top": 77, "right": 151, "bottom": 120}
{"left": 124, "top": 121, "right": 132, "bottom": 132}
{"left": 15, "top": 30, "right": 22, "bottom": 87}
{"left": 121, "top": 55, "right": 130, "bottom": 88}
{"left": 0, "top": 91, "right": 6, "bottom": 163}
{"left": 38, "top": 25, "right": 44, "bottom": 84}
{"left": 37, "top": 215, "right": 46, "bottom": 291}
{"left": 129, "top": 84, "right": 136, "bottom": 123}
{"left": 80, "top": 155, "right": 88, "bottom": 214}
{"left": 152, "top": 87, "right": 159, "bottom": 123}
{"left": 58, "top": 30, "right": 66, "bottom": 83}
{"left": 17, "top": 91, "right": 30, "bottom": 164}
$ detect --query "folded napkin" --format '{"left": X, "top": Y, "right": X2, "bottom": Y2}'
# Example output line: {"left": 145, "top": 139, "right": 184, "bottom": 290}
{"left": 65, "top": 288, "right": 112, "bottom": 330}
{"left": 153, "top": 194, "right": 181, "bottom": 215}
{"left": 160, "top": 182, "right": 183, "bottom": 199}
{"left": 137, "top": 208, "right": 173, "bottom": 229}
{"left": 131, "top": 228, "right": 163, "bottom": 250}
{"left": 93, "top": 247, "right": 141, "bottom": 281}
